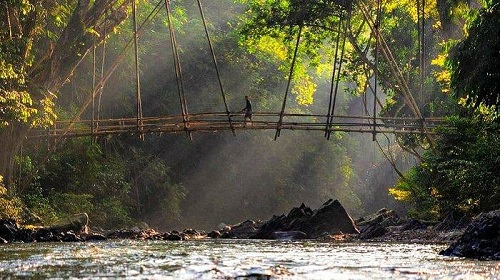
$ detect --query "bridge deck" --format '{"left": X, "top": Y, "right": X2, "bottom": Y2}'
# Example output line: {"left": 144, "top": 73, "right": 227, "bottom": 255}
{"left": 30, "top": 112, "right": 446, "bottom": 138}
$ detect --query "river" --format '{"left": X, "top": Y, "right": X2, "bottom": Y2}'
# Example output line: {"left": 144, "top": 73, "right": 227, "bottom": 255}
{"left": 0, "top": 239, "right": 498, "bottom": 279}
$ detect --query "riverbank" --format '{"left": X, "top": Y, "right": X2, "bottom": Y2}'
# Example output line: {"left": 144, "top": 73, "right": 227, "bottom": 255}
{"left": 1, "top": 199, "right": 498, "bottom": 260}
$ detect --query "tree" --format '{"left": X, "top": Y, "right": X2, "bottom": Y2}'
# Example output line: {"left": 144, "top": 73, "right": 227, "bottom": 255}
{"left": 388, "top": 2, "right": 500, "bottom": 218}
{"left": 448, "top": 2, "right": 500, "bottom": 114}
{"left": 0, "top": 0, "right": 131, "bottom": 188}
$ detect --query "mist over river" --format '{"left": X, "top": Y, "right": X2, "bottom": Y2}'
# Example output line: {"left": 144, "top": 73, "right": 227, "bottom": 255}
{"left": 0, "top": 239, "right": 498, "bottom": 279}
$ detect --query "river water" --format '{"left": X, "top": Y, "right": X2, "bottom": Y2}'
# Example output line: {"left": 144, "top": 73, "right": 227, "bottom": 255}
{"left": 0, "top": 239, "right": 498, "bottom": 279}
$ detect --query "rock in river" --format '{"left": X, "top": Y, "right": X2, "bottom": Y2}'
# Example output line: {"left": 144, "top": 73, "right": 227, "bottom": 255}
{"left": 440, "top": 209, "right": 500, "bottom": 260}
{"left": 253, "top": 199, "right": 359, "bottom": 239}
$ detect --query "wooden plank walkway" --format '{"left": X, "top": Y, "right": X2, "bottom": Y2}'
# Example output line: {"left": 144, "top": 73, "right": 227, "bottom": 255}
{"left": 29, "top": 112, "right": 446, "bottom": 138}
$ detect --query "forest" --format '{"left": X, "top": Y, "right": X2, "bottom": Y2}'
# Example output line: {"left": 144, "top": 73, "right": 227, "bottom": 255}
{"left": 0, "top": 0, "right": 498, "bottom": 230}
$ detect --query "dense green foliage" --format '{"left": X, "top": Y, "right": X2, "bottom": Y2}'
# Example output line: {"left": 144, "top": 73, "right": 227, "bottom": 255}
{"left": 390, "top": 1, "right": 500, "bottom": 219}
{"left": 391, "top": 118, "right": 500, "bottom": 218}
{"left": 16, "top": 138, "right": 185, "bottom": 228}
{"left": 0, "top": 176, "right": 23, "bottom": 220}
{"left": 448, "top": 2, "right": 500, "bottom": 114}
{"left": 1, "top": 0, "right": 498, "bottom": 230}
{"left": 0, "top": 0, "right": 56, "bottom": 128}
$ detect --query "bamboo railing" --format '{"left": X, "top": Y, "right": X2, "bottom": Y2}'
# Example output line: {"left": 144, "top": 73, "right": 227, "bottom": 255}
{"left": 29, "top": 112, "right": 446, "bottom": 139}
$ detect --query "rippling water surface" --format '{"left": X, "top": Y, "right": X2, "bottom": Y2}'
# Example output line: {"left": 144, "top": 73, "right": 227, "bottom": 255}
{"left": 0, "top": 239, "right": 498, "bottom": 279}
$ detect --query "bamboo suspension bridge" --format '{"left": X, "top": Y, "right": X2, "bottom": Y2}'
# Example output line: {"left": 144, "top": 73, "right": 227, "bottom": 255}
{"left": 31, "top": 113, "right": 444, "bottom": 138}
{"left": 29, "top": 0, "right": 444, "bottom": 142}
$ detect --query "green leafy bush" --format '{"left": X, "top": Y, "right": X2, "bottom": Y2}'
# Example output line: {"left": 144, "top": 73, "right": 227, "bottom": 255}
{"left": 0, "top": 176, "right": 23, "bottom": 220}
{"left": 92, "top": 198, "right": 134, "bottom": 229}
{"left": 51, "top": 192, "right": 94, "bottom": 217}
{"left": 391, "top": 117, "right": 500, "bottom": 218}
{"left": 22, "top": 187, "right": 58, "bottom": 225}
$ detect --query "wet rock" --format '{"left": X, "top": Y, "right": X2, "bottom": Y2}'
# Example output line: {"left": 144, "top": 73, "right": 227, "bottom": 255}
{"left": 183, "top": 228, "right": 197, "bottom": 235}
{"left": 0, "top": 219, "right": 21, "bottom": 242}
{"left": 163, "top": 232, "right": 183, "bottom": 241}
{"left": 440, "top": 209, "right": 500, "bottom": 260}
{"left": 139, "top": 228, "right": 159, "bottom": 240}
{"left": 107, "top": 230, "right": 138, "bottom": 239}
{"left": 34, "top": 228, "right": 59, "bottom": 242}
{"left": 272, "top": 231, "right": 307, "bottom": 240}
{"left": 358, "top": 224, "right": 387, "bottom": 239}
{"left": 17, "top": 228, "right": 35, "bottom": 243}
{"left": 49, "top": 213, "right": 89, "bottom": 234}
{"left": 237, "top": 267, "right": 272, "bottom": 279}
{"left": 85, "top": 233, "right": 107, "bottom": 241}
{"left": 130, "top": 226, "right": 141, "bottom": 233}
{"left": 207, "top": 230, "right": 221, "bottom": 238}
{"left": 62, "top": 231, "right": 84, "bottom": 242}
{"left": 355, "top": 208, "right": 402, "bottom": 239}
{"left": 356, "top": 208, "right": 400, "bottom": 228}
{"left": 180, "top": 228, "right": 206, "bottom": 240}
{"left": 307, "top": 199, "right": 359, "bottom": 237}
{"left": 253, "top": 199, "right": 358, "bottom": 239}
{"left": 229, "top": 220, "right": 260, "bottom": 239}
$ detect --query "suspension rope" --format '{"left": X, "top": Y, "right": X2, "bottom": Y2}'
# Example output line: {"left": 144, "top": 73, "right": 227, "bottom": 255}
{"left": 96, "top": 10, "right": 107, "bottom": 129}
{"left": 274, "top": 25, "right": 302, "bottom": 140}
{"left": 325, "top": 13, "right": 343, "bottom": 138}
{"left": 165, "top": 0, "right": 191, "bottom": 140}
{"left": 360, "top": 72, "right": 408, "bottom": 180}
{"left": 132, "top": 0, "right": 144, "bottom": 139}
{"left": 91, "top": 46, "right": 96, "bottom": 140}
{"left": 53, "top": 0, "right": 164, "bottom": 149}
{"left": 357, "top": 0, "right": 434, "bottom": 144}
{"left": 373, "top": 0, "right": 382, "bottom": 141}
{"left": 357, "top": 0, "right": 421, "bottom": 119}
{"left": 327, "top": 10, "right": 349, "bottom": 140}
{"left": 417, "top": 0, "right": 425, "bottom": 108}
{"left": 196, "top": 0, "right": 235, "bottom": 136}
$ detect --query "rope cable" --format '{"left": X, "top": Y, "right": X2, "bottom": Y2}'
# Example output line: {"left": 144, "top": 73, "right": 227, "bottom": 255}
{"left": 372, "top": 0, "right": 382, "bottom": 141}
{"left": 325, "top": 13, "right": 343, "bottom": 138}
{"left": 91, "top": 46, "right": 96, "bottom": 139}
{"left": 274, "top": 25, "right": 302, "bottom": 140}
{"left": 196, "top": 0, "right": 235, "bottom": 136}
{"left": 52, "top": 0, "right": 164, "bottom": 149}
{"left": 97, "top": 10, "right": 107, "bottom": 127}
{"left": 327, "top": 10, "right": 350, "bottom": 140}
{"left": 360, "top": 75, "right": 408, "bottom": 180}
{"left": 132, "top": 0, "right": 144, "bottom": 138}
{"left": 419, "top": 0, "right": 425, "bottom": 109}
{"left": 165, "top": 0, "right": 191, "bottom": 139}
{"left": 357, "top": 0, "right": 421, "bottom": 119}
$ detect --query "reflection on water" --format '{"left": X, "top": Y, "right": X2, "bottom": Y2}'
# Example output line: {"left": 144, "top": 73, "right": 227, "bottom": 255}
{"left": 0, "top": 240, "right": 498, "bottom": 279}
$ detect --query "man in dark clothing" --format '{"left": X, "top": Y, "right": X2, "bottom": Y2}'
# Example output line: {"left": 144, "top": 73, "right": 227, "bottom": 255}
{"left": 242, "top": 95, "right": 252, "bottom": 123}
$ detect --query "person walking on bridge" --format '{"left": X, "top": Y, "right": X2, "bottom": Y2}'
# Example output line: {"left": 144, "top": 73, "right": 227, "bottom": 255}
{"left": 241, "top": 95, "right": 252, "bottom": 124}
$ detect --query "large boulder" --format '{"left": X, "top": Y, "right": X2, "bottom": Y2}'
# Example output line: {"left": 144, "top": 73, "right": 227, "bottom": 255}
{"left": 272, "top": 231, "right": 307, "bottom": 240}
{"left": 309, "top": 199, "right": 359, "bottom": 236}
{"left": 358, "top": 223, "right": 387, "bottom": 239}
{"left": 355, "top": 208, "right": 401, "bottom": 239}
{"left": 49, "top": 213, "right": 89, "bottom": 234}
{"left": 253, "top": 199, "right": 359, "bottom": 239}
{"left": 355, "top": 208, "right": 400, "bottom": 228}
{"left": 228, "top": 220, "right": 261, "bottom": 239}
{"left": 440, "top": 210, "right": 500, "bottom": 260}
